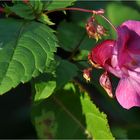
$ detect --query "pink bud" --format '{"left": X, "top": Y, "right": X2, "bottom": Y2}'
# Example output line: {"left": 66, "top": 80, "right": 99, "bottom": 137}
{"left": 83, "top": 68, "right": 92, "bottom": 82}
{"left": 99, "top": 71, "right": 113, "bottom": 98}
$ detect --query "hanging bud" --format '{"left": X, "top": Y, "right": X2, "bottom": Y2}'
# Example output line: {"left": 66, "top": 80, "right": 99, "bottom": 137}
{"left": 86, "top": 16, "right": 107, "bottom": 41}
{"left": 96, "top": 25, "right": 107, "bottom": 37}
{"left": 99, "top": 71, "right": 113, "bottom": 98}
{"left": 83, "top": 68, "right": 92, "bottom": 82}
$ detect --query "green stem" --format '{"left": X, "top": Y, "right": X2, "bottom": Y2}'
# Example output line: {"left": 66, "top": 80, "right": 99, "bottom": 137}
{"left": 99, "top": 14, "right": 117, "bottom": 32}
{"left": 68, "top": 32, "right": 86, "bottom": 61}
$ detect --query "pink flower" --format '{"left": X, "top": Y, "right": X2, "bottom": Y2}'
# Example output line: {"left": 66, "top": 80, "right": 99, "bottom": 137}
{"left": 89, "top": 20, "right": 140, "bottom": 109}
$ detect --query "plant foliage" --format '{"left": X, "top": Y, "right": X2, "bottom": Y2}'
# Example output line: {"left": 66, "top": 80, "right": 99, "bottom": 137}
{"left": 32, "top": 83, "right": 114, "bottom": 139}
{"left": 0, "top": 0, "right": 117, "bottom": 139}
{"left": 0, "top": 18, "right": 57, "bottom": 94}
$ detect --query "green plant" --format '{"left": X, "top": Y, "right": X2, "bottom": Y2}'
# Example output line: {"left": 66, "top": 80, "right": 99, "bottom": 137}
{"left": 2, "top": 0, "right": 135, "bottom": 139}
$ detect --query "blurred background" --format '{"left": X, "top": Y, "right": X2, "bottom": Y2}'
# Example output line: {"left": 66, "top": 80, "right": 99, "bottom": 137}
{"left": 1, "top": 0, "right": 140, "bottom": 139}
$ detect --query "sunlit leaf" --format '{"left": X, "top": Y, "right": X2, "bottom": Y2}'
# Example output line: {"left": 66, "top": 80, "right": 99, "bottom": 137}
{"left": 80, "top": 89, "right": 114, "bottom": 139}
{"left": 37, "top": 13, "right": 55, "bottom": 25}
{"left": 33, "top": 59, "right": 78, "bottom": 101}
{"left": 0, "top": 18, "right": 58, "bottom": 94}
{"left": 33, "top": 74, "right": 56, "bottom": 101}
{"left": 32, "top": 83, "right": 114, "bottom": 139}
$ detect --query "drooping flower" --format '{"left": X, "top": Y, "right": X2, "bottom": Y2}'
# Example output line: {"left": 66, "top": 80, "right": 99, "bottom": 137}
{"left": 86, "top": 16, "right": 107, "bottom": 41}
{"left": 88, "top": 20, "right": 140, "bottom": 109}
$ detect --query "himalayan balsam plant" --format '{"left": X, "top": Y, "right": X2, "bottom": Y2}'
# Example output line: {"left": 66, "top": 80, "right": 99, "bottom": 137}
{"left": 0, "top": 0, "right": 140, "bottom": 139}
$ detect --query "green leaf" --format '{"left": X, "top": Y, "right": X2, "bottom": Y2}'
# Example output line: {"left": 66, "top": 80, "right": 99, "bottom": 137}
{"left": 111, "top": 126, "right": 128, "bottom": 139}
{"left": 0, "top": 18, "right": 58, "bottom": 94}
{"left": 33, "top": 59, "right": 78, "bottom": 101}
{"left": 32, "top": 83, "right": 114, "bottom": 139}
{"left": 37, "top": 13, "right": 55, "bottom": 25}
{"left": 79, "top": 35, "right": 96, "bottom": 51}
{"left": 55, "top": 59, "right": 78, "bottom": 89}
{"left": 45, "top": 55, "right": 61, "bottom": 74}
{"left": 74, "top": 50, "right": 89, "bottom": 61}
{"left": 6, "top": 3, "right": 35, "bottom": 20}
{"left": 32, "top": 58, "right": 59, "bottom": 101}
{"left": 47, "top": 0, "right": 76, "bottom": 10}
{"left": 57, "top": 21, "right": 85, "bottom": 51}
{"left": 80, "top": 90, "right": 114, "bottom": 139}
{"left": 6, "top": 0, "right": 44, "bottom": 20}
{"left": 107, "top": 3, "right": 140, "bottom": 26}
{"left": 29, "top": 0, "right": 43, "bottom": 14}
{"left": 42, "top": 1, "right": 52, "bottom": 10}
{"left": 136, "top": 0, "right": 140, "bottom": 7}
{"left": 34, "top": 74, "right": 56, "bottom": 101}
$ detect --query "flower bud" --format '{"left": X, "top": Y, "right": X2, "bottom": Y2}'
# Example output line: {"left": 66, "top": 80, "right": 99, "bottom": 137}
{"left": 83, "top": 68, "right": 92, "bottom": 82}
{"left": 99, "top": 71, "right": 113, "bottom": 98}
{"left": 86, "top": 16, "right": 107, "bottom": 41}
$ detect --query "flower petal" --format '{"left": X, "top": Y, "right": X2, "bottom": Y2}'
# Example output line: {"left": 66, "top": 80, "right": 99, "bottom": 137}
{"left": 121, "top": 20, "right": 140, "bottom": 36}
{"left": 116, "top": 77, "right": 140, "bottom": 109}
{"left": 128, "top": 69, "right": 140, "bottom": 86}
{"left": 116, "top": 20, "right": 140, "bottom": 68}
{"left": 89, "top": 40, "right": 115, "bottom": 67}
{"left": 116, "top": 26, "right": 132, "bottom": 67}
{"left": 105, "top": 64, "right": 122, "bottom": 78}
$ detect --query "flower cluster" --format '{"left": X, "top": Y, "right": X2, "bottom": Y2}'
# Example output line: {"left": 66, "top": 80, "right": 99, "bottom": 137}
{"left": 85, "top": 19, "right": 140, "bottom": 109}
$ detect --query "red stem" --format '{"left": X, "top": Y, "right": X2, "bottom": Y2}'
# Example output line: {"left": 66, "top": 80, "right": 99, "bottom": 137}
{"left": 45, "top": 7, "right": 116, "bottom": 32}
{"left": 45, "top": 7, "right": 103, "bottom": 14}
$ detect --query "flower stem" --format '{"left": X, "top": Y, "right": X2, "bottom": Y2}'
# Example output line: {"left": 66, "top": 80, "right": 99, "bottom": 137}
{"left": 45, "top": 7, "right": 103, "bottom": 15}
{"left": 99, "top": 14, "right": 117, "bottom": 32}
{"left": 45, "top": 7, "right": 117, "bottom": 34}
{"left": 68, "top": 32, "right": 86, "bottom": 61}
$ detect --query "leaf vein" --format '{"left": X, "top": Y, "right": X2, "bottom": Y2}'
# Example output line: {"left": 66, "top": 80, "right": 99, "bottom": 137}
{"left": 53, "top": 96, "right": 86, "bottom": 133}
{"left": 0, "top": 21, "right": 28, "bottom": 85}
{"left": 23, "top": 34, "right": 49, "bottom": 55}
